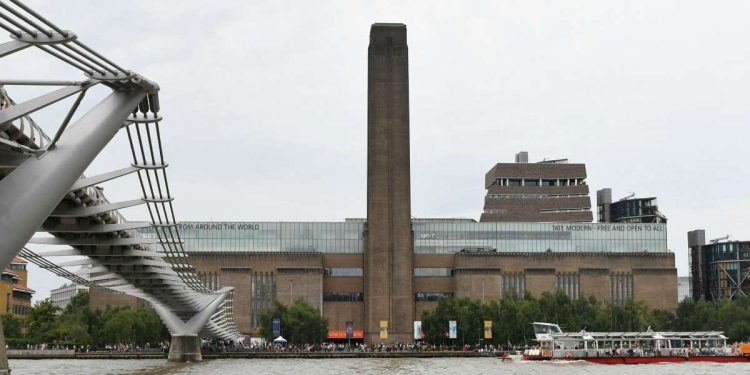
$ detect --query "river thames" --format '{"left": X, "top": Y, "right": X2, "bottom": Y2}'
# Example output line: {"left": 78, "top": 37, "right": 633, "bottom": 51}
{"left": 9, "top": 358, "right": 749, "bottom": 374}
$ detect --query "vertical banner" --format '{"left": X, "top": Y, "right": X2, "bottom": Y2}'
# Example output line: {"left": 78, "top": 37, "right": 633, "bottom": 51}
{"left": 448, "top": 320, "right": 457, "bottom": 339}
{"left": 272, "top": 318, "right": 281, "bottom": 337}
{"left": 413, "top": 321, "right": 423, "bottom": 340}
{"left": 484, "top": 320, "right": 493, "bottom": 339}
{"left": 345, "top": 321, "right": 354, "bottom": 339}
{"left": 379, "top": 320, "right": 388, "bottom": 339}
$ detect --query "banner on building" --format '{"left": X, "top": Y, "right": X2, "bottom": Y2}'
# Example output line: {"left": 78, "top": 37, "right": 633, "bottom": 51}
{"left": 484, "top": 320, "right": 492, "bottom": 339}
{"left": 379, "top": 320, "right": 388, "bottom": 339}
{"left": 448, "top": 320, "right": 457, "bottom": 339}
{"left": 272, "top": 318, "right": 281, "bottom": 337}
{"left": 346, "top": 321, "right": 353, "bottom": 339}
{"left": 413, "top": 321, "right": 423, "bottom": 340}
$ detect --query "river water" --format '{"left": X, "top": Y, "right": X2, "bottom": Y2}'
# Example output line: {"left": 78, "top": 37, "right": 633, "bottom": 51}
{"left": 9, "top": 358, "right": 749, "bottom": 374}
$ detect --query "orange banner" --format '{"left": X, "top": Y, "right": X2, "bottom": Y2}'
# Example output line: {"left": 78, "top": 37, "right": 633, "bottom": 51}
{"left": 327, "top": 330, "right": 364, "bottom": 339}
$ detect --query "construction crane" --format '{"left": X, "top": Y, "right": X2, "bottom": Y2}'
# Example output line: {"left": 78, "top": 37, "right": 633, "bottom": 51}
{"left": 710, "top": 235, "right": 732, "bottom": 244}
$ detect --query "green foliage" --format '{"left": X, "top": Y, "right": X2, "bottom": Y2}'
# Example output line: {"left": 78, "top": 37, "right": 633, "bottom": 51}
{"left": 419, "top": 293, "right": 750, "bottom": 346}
{"left": 674, "top": 297, "right": 750, "bottom": 341}
{"left": 1, "top": 313, "right": 23, "bottom": 338}
{"left": 26, "top": 299, "right": 61, "bottom": 343}
{"left": 6, "top": 291, "right": 169, "bottom": 347}
{"left": 259, "top": 299, "right": 328, "bottom": 344}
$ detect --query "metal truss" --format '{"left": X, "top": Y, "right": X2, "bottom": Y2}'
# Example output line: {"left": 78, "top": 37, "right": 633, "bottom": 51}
{"left": 708, "top": 260, "right": 750, "bottom": 302}
{"left": 0, "top": 1, "right": 241, "bottom": 340}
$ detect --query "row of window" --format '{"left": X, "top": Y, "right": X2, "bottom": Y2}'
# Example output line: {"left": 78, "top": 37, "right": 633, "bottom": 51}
{"left": 487, "top": 194, "right": 589, "bottom": 199}
{"left": 540, "top": 208, "right": 591, "bottom": 214}
{"left": 11, "top": 305, "right": 29, "bottom": 315}
{"left": 492, "top": 178, "right": 586, "bottom": 187}
{"left": 323, "top": 292, "right": 457, "bottom": 302}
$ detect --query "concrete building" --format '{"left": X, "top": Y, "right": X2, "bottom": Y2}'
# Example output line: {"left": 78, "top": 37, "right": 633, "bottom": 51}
{"left": 597, "top": 189, "right": 667, "bottom": 224}
{"left": 0, "top": 257, "right": 34, "bottom": 317}
{"left": 480, "top": 152, "right": 593, "bottom": 223}
{"left": 688, "top": 230, "right": 749, "bottom": 301}
{"left": 50, "top": 283, "right": 89, "bottom": 309}
{"left": 89, "top": 23, "right": 678, "bottom": 343}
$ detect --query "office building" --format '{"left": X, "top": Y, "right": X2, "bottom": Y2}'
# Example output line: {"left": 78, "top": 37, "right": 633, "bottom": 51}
{"left": 50, "top": 283, "right": 89, "bottom": 309}
{"left": 597, "top": 189, "right": 667, "bottom": 224}
{"left": 688, "top": 230, "right": 749, "bottom": 301}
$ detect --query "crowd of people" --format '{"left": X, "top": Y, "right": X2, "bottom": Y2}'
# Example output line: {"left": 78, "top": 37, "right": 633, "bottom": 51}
{"left": 203, "top": 340, "right": 503, "bottom": 354}
{"left": 7, "top": 342, "right": 169, "bottom": 353}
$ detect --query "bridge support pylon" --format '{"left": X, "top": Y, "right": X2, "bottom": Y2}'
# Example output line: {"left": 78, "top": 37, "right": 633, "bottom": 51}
{"left": 152, "top": 289, "right": 231, "bottom": 362}
{"left": 168, "top": 335, "right": 201, "bottom": 362}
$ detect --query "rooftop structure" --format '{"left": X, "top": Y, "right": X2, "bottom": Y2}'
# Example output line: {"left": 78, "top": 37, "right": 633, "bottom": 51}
{"left": 481, "top": 152, "right": 593, "bottom": 223}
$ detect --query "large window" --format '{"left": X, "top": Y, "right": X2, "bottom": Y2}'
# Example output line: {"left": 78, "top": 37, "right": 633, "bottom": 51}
{"left": 324, "top": 268, "right": 363, "bottom": 277}
{"left": 556, "top": 273, "right": 580, "bottom": 300}
{"left": 414, "top": 268, "right": 452, "bottom": 277}
{"left": 610, "top": 273, "right": 633, "bottom": 305}
{"left": 502, "top": 273, "right": 525, "bottom": 297}
{"left": 251, "top": 272, "right": 276, "bottom": 328}
{"left": 143, "top": 222, "right": 365, "bottom": 254}
{"left": 414, "top": 221, "right": 668, "bottom": 254}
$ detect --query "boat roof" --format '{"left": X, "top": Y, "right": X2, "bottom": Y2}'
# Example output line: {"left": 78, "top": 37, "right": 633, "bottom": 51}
{"left": 546, "top": 331, "right": 727, "bottom": 340}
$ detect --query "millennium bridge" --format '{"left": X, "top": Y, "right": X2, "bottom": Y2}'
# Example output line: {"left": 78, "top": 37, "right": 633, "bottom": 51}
{"left": 0, "top": 0, "right": 242, "bottom": 365}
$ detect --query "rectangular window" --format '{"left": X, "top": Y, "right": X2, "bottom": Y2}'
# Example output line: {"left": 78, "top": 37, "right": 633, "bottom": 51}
{"left": 508, "top": 179, "right": 522, "bottom": 186}
{"left": 542, "top": 179, "right": 556, "bottom": 187}
{"left": 524, "top": 179, "right": 539, "bottom": 186}
{"left": 323, "top": 268, "right": 363, "bottom": 277}
{"left": 413, "top": 268, "right": 452, "bottom": 277}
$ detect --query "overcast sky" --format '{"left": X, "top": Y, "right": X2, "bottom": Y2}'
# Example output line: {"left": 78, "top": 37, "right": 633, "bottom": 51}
{"left": 3, "top": 1, "right": 749, "bottom": 301}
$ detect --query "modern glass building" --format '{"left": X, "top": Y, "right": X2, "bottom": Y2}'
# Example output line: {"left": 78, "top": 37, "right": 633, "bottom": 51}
{"left": 688, "top": 229, "right": 750, "bottom": 301}
{"left": 143, "top": 220, "right": 668, "bottom": 255}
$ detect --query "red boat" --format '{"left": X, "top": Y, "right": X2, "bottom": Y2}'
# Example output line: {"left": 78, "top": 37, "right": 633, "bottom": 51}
{"left": 522, "top": 322, "right": 750, "bottom": 364}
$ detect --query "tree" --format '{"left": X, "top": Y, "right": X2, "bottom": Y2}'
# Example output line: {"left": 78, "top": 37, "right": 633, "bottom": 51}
{"left": 259, "top": 299, "right": 327, "bottom": 344}
{"left": 1, "top": 313, "right": 22, "bottom": 338}
{"left": 421, "top": 297, "right": 491, "bottom": 346}
{"left": 26, "top": 299, "right": 61, "bottom": 343}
